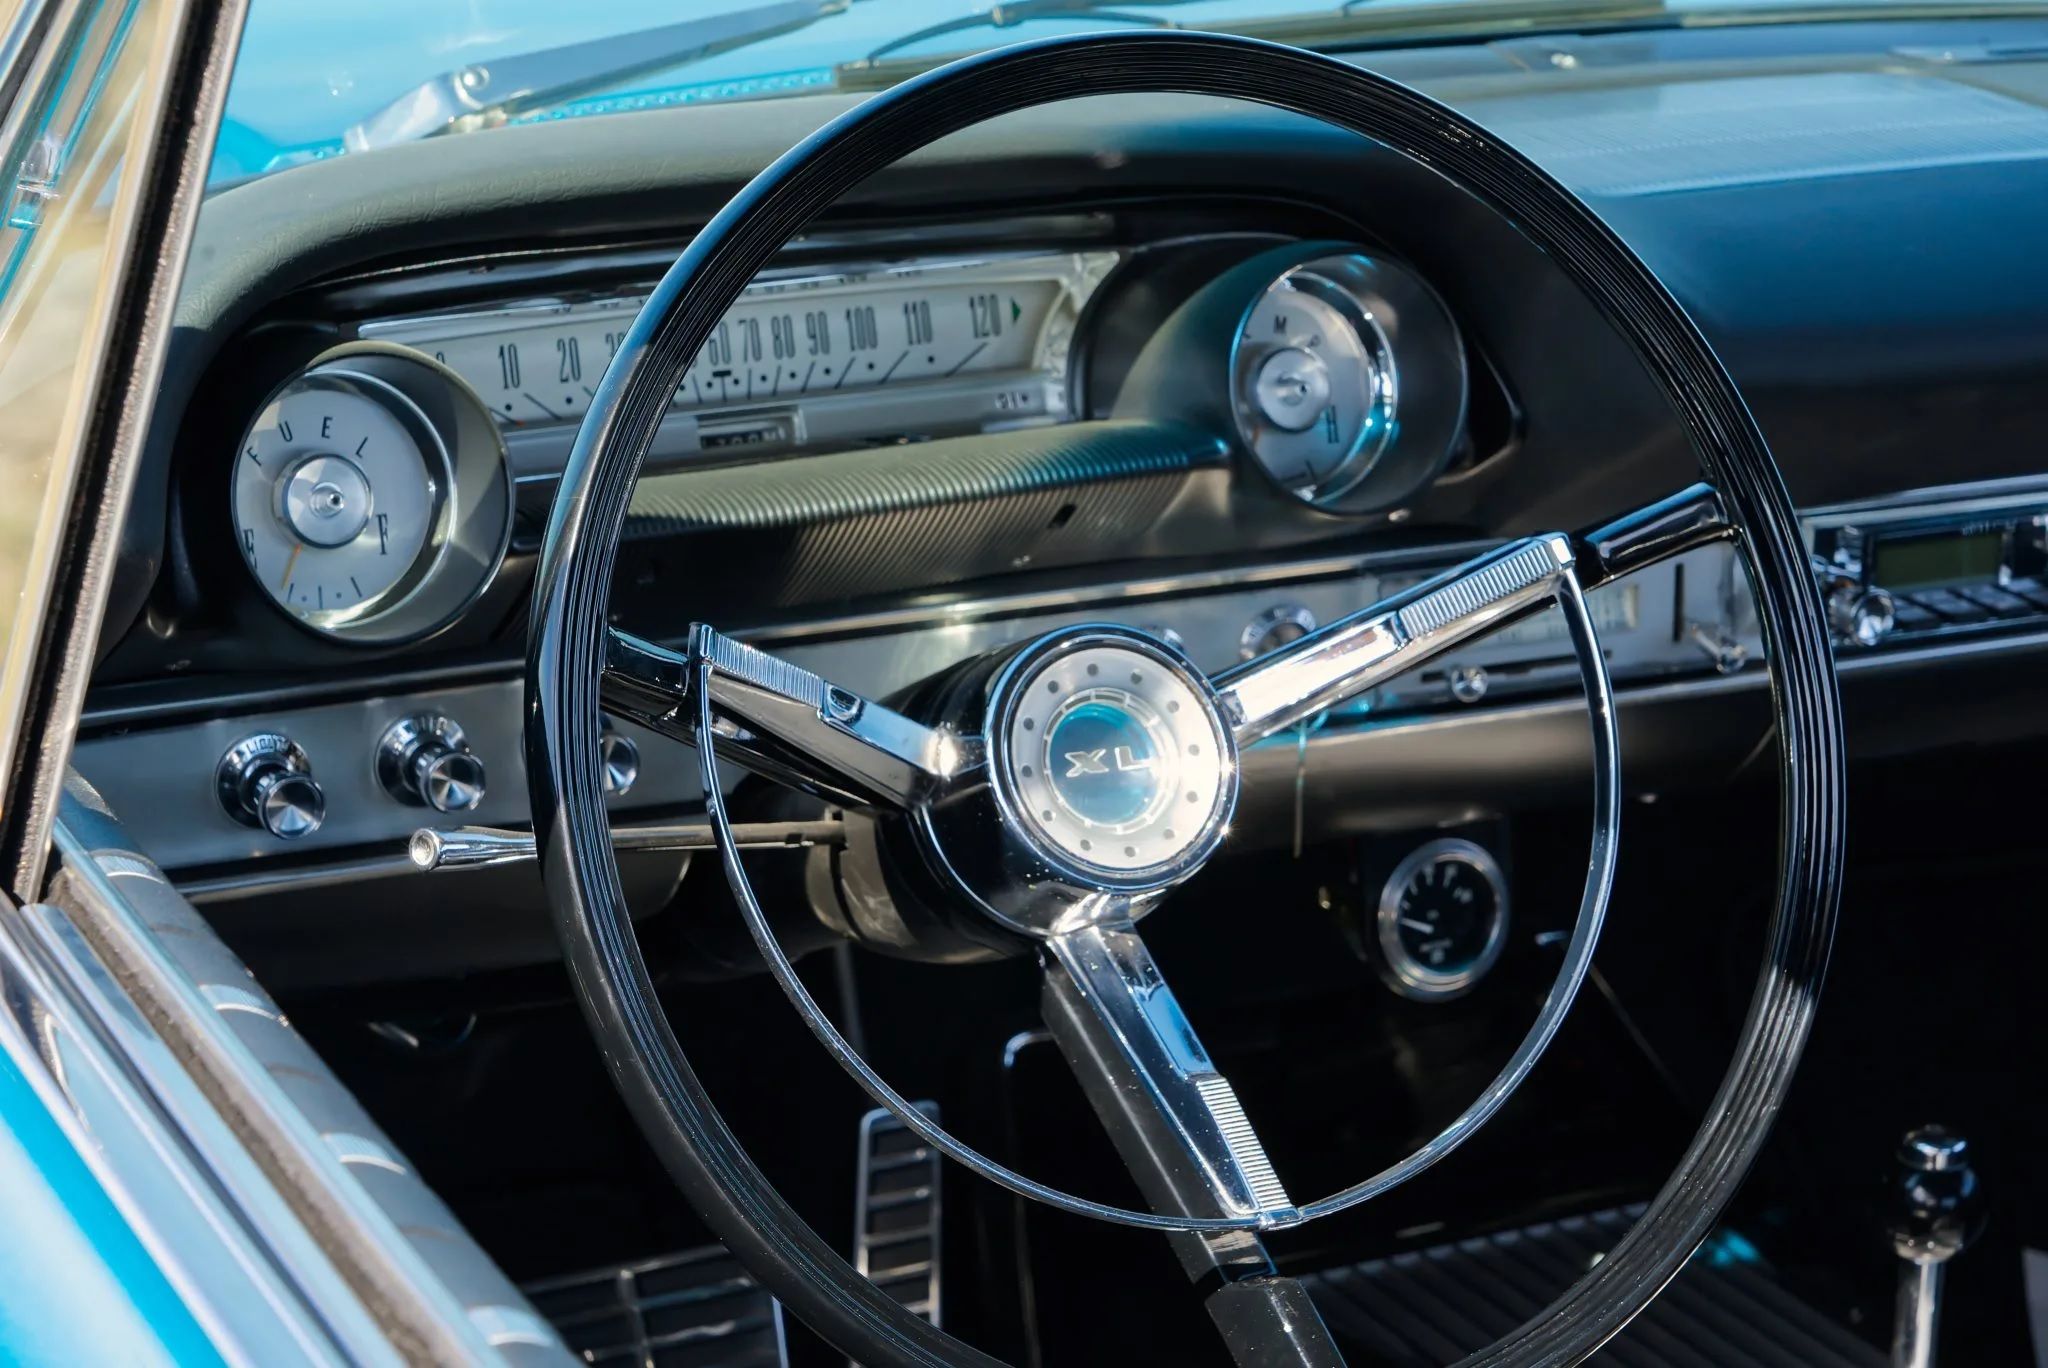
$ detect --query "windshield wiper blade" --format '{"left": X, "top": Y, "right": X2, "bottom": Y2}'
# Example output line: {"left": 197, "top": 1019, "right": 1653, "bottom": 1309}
{"left": 845, "top": 0, "right": 1206, "bottom": 70}
{"left": 345, "top": 0, "right": 850, "bottom": 153}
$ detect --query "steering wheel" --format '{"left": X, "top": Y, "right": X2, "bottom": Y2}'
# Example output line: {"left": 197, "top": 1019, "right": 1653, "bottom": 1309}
{"left": 528, "top": 30, "right": 1845, "bottom": 1367}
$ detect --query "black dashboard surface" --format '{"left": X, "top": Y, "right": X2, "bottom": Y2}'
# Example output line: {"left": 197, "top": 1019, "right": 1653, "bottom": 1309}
{"left": 117, "top": 12, "right": 2048, "bottom": 674}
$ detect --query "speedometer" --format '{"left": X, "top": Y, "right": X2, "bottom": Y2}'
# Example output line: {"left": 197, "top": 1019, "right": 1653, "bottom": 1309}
{"left": 359, "top": 251, "right": 1113, "bottom": 439}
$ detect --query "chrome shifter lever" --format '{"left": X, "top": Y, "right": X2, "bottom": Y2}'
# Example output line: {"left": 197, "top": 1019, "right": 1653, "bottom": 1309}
{"left": 1888, "top": 1125, "right": 1985, "bottom": 1368}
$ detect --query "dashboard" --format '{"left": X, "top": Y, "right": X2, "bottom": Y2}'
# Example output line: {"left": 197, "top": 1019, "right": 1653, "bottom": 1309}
{"left": 72, "top": 15, "right": 2048, "bottom": 985}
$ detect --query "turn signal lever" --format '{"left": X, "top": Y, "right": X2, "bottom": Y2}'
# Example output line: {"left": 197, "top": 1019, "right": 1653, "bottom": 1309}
{"left": 1887, "top": 1125, "right": 1985, "bottom": 1368}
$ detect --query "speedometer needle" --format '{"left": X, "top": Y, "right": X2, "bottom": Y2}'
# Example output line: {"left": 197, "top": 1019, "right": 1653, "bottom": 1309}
{"left": 1399, "top": 917, "right": 1436, "bottom": 934}
{"left": 278, "top": 542, "right": 302, "bottom": 593}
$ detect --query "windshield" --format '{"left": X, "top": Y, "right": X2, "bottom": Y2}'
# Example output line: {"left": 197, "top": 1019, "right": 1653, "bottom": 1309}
{"left": 212, "top": 0, "right": 1973, "bottom": 185}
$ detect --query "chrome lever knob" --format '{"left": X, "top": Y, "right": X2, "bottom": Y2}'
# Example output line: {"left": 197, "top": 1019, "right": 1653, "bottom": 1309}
{"left": 599, "top": 720, "right": 640, "bottom": 796}
{"left": 218, "top": 733, "right": 326, "bottom": 839}
{"left": 1888, "top": 1125, "right": 1985, "bottom": 1368}
{"left": 379, "top": 714, "right": 486, "bottom": 813}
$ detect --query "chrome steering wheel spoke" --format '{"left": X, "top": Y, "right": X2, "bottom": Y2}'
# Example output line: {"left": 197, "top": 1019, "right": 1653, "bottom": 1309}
{"left": 1216, "top": 534, "right": 1578, "bottom": 744}
{"left": 1042, "top": 922, "right": 1293, "bottom": 1224}
{"left": 1215, "top": 482, "right": 1733, "bottom": 745}
{"left": 602, "top": 624, "right": 978, "bottom": 810}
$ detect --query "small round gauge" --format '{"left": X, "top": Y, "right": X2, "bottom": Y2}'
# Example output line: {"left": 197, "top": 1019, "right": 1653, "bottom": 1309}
{"left": 230, "top": 346, "right": 513, "bottom": 645}
{"left": 1229, "top": 250, "right": 1468, "bottom": 515}
{"left": 1233, "top": 275, "right": 1391, "bottom": 501}
{"left": 1376, "top": 838, "right": 1509, "bottom": 1000}
{"left": 234, "top": 374, "right": 449, "bottom": 629}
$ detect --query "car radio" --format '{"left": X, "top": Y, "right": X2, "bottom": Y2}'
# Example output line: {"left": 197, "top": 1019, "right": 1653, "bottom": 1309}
{"left": 1804, "top": 481, "right": 2048, "bottom": 649}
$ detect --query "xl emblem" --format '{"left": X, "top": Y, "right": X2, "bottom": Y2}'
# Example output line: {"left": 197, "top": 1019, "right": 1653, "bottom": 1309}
{"left": 1062, "top": 746, "right": 1153, "bottom": 778}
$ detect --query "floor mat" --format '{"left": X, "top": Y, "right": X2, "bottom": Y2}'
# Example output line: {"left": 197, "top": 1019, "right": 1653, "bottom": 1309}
{"left": 1302, "top": 1206, "right": 1884, "bottom": 1366}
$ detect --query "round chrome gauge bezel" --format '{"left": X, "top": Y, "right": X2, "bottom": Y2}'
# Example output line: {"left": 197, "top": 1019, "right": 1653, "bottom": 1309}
{"left": 986, "top": 627, "right": 1237, "bottom": 892}
{"left": 228, "top": 345, "right": 515, "bottom": 647}
{"left": 1375, "top": 837, "right": 1510, "bottom": 1001}
{"left": 1229, "top": 254, "right": 1400, "bottom": 508}
{"left": 233, "top": 368, "right": 455, "bottom": 633}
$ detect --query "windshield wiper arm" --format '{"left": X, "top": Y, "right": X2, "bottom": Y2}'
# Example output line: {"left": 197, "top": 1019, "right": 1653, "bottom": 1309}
{"left": 845, "top": 0, "right": 1205, "bottom": 71}
{"left": 345, "top": 0, "right": 852, "bottom": 153}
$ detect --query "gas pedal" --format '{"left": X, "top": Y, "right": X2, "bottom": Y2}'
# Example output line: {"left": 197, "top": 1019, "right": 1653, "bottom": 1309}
{"left": 854, "top": 1102, "right": 943, "bottom": 1329}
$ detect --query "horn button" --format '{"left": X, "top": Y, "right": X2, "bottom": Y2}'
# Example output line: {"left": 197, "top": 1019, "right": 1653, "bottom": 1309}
{"left": 988, "top": 633, "right": 1235, "bottom": 889}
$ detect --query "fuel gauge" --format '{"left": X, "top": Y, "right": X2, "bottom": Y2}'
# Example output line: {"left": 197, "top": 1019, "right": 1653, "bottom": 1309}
{"left": 228, "top": 346, "right": 513, "bottom": 645}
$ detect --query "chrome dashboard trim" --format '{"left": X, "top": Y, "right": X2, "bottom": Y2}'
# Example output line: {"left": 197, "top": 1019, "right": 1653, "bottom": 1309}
{"left": 320, "top": 212, "right": 1118, "bottom": 296}
{"left": 1801, "top": 473, "right": 2048, "bottom": 526}
{"left": 144, "top": 599, "right": 2048, "bottom": 900}
{"left": 79, "top": 544, "right": 1484, "bottom": 730}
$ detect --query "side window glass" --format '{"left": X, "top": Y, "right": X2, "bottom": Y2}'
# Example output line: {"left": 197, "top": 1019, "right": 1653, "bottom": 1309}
{"left": 0, "top": 0, "right": 184, "bottom": 830}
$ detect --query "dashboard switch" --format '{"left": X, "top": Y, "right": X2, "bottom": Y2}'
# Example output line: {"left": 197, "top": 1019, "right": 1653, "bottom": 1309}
{"left": 217, "top": 733, "right": 325, "bottom": 839}
{"left": 1240, "top": 604, "right": 1317, "bottom": 661}
{"left": 378, "top": 715, "right": 486, "bottom": 813}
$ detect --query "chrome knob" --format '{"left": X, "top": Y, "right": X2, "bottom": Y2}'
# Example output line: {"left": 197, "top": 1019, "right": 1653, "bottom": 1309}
{"left": 217, "top": 734, "right": 325, "bottom": 839}
{"left": 1449, "top": 664, "right": 1490, "bottom": 704}
{"left": 1827, "top": 580, "right": 1895, "bottom": 648}
{"left": 1239, "top": 604, "right": 1317, "bottom": 661}
{"left": 1887, "top": 1125, "right": 1985, "bottom": 1368}
{"left": 378, "top": 715, "right": 485, "bottom": 813}
{"left": 599, "top": 721, "right": 640, "bottom": 797}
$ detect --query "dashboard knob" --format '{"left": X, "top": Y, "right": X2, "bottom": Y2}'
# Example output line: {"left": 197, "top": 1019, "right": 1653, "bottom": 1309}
{"left": 599, "top": 722, "right": 640, "bottom": 797}
{"left": 378, "top": 715, "right": 486, "bottom": 813}
{"left": 217, "top": 734, "right": 325, "bottom": 839}
{"left": 1239, "top": 604, "right": 1317, "bottom": 661}
{"left": 1449, "top": 664, "right": 1490, "bottom": 704}
{"left": 1826, "top": 580, "right": 1895, "bottom": 648}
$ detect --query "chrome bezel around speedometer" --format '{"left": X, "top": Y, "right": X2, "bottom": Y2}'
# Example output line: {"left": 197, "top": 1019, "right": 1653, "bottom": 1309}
{"left": 1229, "top": 250, "right": 1469, "bottom": 516}
{"left": 230, "top": 344, "right": 514, "bottom": 646}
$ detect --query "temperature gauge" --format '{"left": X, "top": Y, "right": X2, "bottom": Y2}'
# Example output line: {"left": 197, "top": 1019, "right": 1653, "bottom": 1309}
{"left": 1375, "top": 838, "right": 1509, "bottom": 1000}
{"left": 229, "top": 348, "right": 512, "bottom": 645}
{"left": 1228, "top": 250, "right": 1468, "bottom": 515}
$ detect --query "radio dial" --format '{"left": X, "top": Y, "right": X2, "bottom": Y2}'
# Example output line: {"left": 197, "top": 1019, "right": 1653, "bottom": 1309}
{"left": 1826, "top": 580, "right": 1895, "bottom": 648}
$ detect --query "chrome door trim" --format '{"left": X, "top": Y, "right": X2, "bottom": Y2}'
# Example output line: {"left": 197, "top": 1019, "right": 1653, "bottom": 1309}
{"left": 0, "top": 894, "right": 383, "bottom": 1364}
{"left": 50, "top": 786, "right": 572, "bottom": 1363}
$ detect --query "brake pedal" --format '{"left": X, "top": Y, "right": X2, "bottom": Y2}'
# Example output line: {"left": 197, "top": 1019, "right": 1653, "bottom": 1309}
{"left": 523, "top": 1244, "right": 787, "bottom": 1367}
{"left": 855, "top": 1103, "right": 942, "bottom": 1327}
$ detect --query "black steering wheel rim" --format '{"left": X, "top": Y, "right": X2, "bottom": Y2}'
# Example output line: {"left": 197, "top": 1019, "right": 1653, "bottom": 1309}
{"left": 527, "top": 30, "right": 1846, "bottom": 1367}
